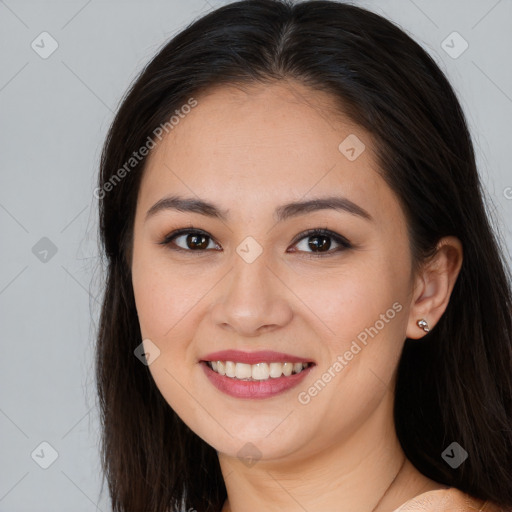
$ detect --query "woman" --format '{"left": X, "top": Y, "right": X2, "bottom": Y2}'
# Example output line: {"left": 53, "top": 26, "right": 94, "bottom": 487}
{"left": 95, "top": 1, "right": 512, "bottom": 510}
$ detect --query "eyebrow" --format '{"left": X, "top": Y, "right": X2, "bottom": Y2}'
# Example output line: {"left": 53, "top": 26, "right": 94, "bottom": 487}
{"left": 145, "top": 194, "right": 373, "bottom": 223}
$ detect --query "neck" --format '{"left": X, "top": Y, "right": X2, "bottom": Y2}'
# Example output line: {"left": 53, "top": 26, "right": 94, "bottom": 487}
{"left": 218, "top": 392, "right": 443, "bottom": 512}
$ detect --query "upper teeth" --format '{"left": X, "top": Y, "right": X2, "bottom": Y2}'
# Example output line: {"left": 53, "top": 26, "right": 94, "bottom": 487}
{"left": 208, "top": 361, "right": 310, "bottom": 380}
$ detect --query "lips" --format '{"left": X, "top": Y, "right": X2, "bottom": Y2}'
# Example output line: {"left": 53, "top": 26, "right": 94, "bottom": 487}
{"left": 199, "top": 349, "right": 316, "bottom": 399}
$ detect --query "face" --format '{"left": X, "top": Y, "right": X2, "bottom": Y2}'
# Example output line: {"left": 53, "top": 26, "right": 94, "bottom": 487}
{"left": 131, "top": 80, "right": 416, "bottom": 464}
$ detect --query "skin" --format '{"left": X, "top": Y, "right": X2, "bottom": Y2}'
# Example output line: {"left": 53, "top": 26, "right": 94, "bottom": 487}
{"left": 130, "top": 80, "right": 463, "bottom": 512}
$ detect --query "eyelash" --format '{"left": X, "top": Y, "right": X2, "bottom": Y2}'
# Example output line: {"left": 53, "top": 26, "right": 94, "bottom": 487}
{"left": 157, "top": 226, "right": 352, "bottom": 258}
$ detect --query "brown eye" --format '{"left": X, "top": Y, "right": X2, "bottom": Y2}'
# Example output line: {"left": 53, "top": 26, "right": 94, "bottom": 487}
{"left": 167, "top": 231, "right": 217, "bottom": 251}
{"left": 181, "top": 233, "right": 210, "bottom": 250}
{"left": 290, "top": 228, "right": 351, "bottom": 256}
{"left": 304, "top": 234, "right": 332, "bottom": 252}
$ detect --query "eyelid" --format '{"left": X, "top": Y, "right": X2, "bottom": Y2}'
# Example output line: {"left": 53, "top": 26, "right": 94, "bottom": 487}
{"left": 158, "top": 226, "right": 352, "bottom": 256}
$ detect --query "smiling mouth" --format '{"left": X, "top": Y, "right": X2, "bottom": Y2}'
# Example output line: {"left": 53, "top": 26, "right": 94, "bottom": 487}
{"left": 204, "top": 360, "right": 314, "bottom": 381}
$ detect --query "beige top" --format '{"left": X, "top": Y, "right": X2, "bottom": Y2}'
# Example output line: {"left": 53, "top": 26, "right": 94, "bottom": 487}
{"left": 393, "top": 487, "right": 509, "bottom": 511}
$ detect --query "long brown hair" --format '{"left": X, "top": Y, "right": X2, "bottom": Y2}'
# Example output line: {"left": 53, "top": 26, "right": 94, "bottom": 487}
{"left": 95, "top": 1, "right": 512, "bottom": 510}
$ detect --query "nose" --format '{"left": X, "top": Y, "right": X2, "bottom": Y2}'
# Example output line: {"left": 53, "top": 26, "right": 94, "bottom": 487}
{"left": 210, "top": 253, "right": 294, "bottom": 337}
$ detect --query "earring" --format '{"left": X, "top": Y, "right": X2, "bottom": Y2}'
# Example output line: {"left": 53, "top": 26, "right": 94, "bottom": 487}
{"left": 417, "top": 319, "right": 430, "bottom": 333}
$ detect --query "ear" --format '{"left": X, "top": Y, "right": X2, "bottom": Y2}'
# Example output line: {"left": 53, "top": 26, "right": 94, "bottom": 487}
{"left": 406, "top": 236, "right": 463, "bottom": 339}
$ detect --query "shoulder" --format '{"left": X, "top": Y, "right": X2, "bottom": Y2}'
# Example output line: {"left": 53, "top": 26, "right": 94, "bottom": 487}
{"left": 392, "top": 487, "right": 510, "bottom": 512}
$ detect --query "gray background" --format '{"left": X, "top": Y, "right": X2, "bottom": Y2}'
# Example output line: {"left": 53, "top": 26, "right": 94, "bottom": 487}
{"left": 1, "top": 0, "right": 511, "bottom": 510}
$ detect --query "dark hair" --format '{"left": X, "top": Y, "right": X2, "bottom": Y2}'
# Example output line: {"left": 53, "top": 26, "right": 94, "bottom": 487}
{"left": 95, "top": 1, "right": 512, "bottom": 510}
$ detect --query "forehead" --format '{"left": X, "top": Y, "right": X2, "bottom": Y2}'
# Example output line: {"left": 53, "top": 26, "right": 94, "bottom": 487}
{"left": 137, "top": 80, "right": 396, "bottom": 223}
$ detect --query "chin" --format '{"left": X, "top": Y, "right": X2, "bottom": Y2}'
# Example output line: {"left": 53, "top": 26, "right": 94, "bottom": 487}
{"left": 194, "top": 416, "right": 315, "bottom": 463}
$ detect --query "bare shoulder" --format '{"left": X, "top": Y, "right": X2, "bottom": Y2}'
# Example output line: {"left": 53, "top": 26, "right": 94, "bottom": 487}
{"left": 392, "top": 487, "right": 510, "bottom": 512}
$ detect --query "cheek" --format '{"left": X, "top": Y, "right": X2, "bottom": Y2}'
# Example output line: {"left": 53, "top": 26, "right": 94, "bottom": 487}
{"left": 132, "top": 267, "right": 171, "bottom": 339}
{"left": 131, "top": 244, "right": 202, "bottom": 340}
{"left": 294, "top": 257, "right": 408, "bottom": 338}
{"left": 290, "top": 252, "right": 410, "bottom": 398}
{"left": 290, "top": 266, "right": 407, "bottom": 434}
{"left": 132, "top": 255, "right": 207, "bottom": 421}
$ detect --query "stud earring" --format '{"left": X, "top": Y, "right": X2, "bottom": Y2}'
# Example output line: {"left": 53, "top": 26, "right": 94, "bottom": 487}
{"left": 417, "top": 319, "right": 429, "bottom": 333}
